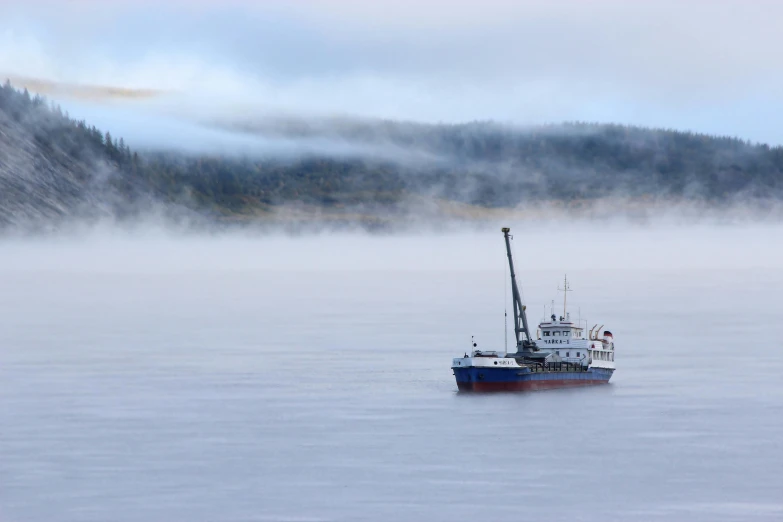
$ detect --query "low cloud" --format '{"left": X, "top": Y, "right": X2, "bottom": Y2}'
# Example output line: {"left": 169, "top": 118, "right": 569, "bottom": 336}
{"left": 2, "top": 219, "right": 782, "bottom": 274}
{"left": 1, "top": 0, "right": 783, "bottom": 144}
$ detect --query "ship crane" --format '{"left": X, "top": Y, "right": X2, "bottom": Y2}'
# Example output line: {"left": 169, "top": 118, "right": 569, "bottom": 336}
{"left": 451, "top": 227, "right": 616, "bottom": 392}
{"left": 502, "top": 228, "right": 537, "bottom": 354}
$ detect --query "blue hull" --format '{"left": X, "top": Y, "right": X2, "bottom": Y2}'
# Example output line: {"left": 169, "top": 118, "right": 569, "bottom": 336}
{"left": 453, "top": 366, "right": 614, "bottom": 392}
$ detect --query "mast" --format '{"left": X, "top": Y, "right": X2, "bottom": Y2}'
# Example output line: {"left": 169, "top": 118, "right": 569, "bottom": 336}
{"left": 502, "top": 228, "right": 536, "bottom": 352}
{"left": 558, "top": 275, "right": 572, "bottom": 319}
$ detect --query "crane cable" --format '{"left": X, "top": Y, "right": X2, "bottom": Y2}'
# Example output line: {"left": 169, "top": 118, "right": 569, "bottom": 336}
{"left": 504, "top": 238, "right": 508, "bottom": 354}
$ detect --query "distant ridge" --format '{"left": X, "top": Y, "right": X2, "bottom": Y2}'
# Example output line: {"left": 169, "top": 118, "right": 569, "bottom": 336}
{"left": 1, "top": 80, "right": 782, "bottom": 232}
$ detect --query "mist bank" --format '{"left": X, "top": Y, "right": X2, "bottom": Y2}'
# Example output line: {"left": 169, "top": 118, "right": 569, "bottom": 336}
{"left": 4, "top": 220, "right": 783, "bottom": 274}
{"left": 2, "top": 81, "right": 783, "bottom": 235}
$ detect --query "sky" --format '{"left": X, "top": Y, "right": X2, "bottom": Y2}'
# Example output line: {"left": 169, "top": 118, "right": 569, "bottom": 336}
{"left": 1, "top": 0, "right": 782, "bottom": 147}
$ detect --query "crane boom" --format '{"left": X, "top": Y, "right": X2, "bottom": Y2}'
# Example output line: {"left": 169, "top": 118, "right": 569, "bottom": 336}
{"left": 502, "top": 227, "right": 537, "bottom": 353}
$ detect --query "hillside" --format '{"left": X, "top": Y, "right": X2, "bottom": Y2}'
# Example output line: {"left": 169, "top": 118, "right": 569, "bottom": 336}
{"left": 0, "top": 82, "right": 165, "bottom": 230}
{"left": 1, "top": 81, "right": 782, "bottom": 231}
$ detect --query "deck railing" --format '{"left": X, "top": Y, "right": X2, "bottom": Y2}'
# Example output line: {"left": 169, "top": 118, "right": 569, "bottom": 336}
{"left": 525, "top": 361, "right": 587, "bottom": 373}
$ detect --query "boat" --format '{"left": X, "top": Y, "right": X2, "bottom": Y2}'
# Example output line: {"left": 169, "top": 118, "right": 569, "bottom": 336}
{"left": 451, "top": 227, "right": 615, "bottom": 392}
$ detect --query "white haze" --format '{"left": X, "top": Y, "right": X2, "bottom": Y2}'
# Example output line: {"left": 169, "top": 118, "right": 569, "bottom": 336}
{"left": 57, "top": 99, "right": 450, "bottom": 162}
{"left": 3, "top": 223, "right": 783, "bottom": 522}
{"left": 2, "top": 222, "right": 781, "bottom": 274}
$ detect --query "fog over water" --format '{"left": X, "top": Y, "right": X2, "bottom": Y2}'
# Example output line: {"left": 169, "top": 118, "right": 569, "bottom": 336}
{"left": 2, "top": 222, "right": 782, "bottom": 521}
{"left": 3, "top": 0, "right": 783, "bottom": 517}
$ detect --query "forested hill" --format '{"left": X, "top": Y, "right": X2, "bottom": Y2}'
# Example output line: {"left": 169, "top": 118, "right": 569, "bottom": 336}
{"left": 0, "top": 82, "right": 161, "bottom": 228}
{"left": 1, "top": 81, "right": 782, "bottom": 230}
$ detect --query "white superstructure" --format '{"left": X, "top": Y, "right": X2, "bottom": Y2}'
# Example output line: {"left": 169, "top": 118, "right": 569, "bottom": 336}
{"left": 535, "top": 315, "right": 616, "bottom": 370}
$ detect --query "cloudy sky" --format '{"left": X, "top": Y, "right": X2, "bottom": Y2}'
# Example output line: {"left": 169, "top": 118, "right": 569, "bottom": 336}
{"left": 1, "top": 0, "right": 781, "bottom": 147}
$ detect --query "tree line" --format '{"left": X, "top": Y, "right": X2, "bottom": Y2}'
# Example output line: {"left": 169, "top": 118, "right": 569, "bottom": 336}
{"left": 2, "top": 80, "right": 782, "bottom": 221}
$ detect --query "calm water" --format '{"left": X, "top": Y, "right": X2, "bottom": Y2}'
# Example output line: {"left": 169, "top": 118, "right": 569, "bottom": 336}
{"left": 2, "top": 254, "right": 782, "bottom": 521}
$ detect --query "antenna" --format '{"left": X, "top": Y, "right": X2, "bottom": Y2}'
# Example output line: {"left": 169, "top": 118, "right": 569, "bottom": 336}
{"left": 558, "top": 274, "right": 572, "bottom": 318}
{"left": 504, "top": 310, "right": 508, "bottom": 355}
{"left": 504, "top": 249, "right": 508, "bottom": 355}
